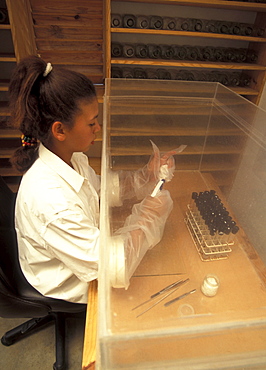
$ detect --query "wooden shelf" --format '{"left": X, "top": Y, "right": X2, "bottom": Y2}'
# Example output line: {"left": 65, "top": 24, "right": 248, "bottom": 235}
{"left": 111, "top": 158, "right": 238, "bottom": 172}
{"left": 111, "top": 58, "right": 266, "bottom": 71}
{"left": 111, "top": 142, "right": 242, "bottom": 156}
{"left": 0, "top": 102, "right": 10, "bottom": 116}
{"left": 111, "top": 27, "right": 266, "bottom": 43}
{"left": 0, "top": 148, "right": 15, "bottom": 158}
{"left": 0, "top": 81, "right": 9, "bottom": 91}
{"left": 0, "top": 24, "right": 11, "bottom": 30}
{"left": 0, "top": 166, "right": 21, "bottom": 177}
{"left": 0, "top": 129, "right": 20, "bottom": 138}
{"left": 110, "top": 122, "right": 243, "bottom": 136}
{"left": 111, "top": 0, "right": 266, "bottom": 12}
{"left": 230, "top": 86, "right": 259, "bottom": 96}
{"left": 107, "top": 97, "right": 254, "bottom": 116}
{"left": 0, "top": 55, "right": 16, "bottom": 62}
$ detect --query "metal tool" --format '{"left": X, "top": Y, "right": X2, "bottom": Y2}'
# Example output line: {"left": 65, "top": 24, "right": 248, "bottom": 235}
{"left": 132, "top": 278, "right": 189, "bottom": 311}
{"left": 164, "top": 289, "right": 196, "bottom": 307}
{"left": 136, "top": 285, "right": 181, "bottom": 318}
{"left": 151, "top": 278, "right": 189, "bottom": 299}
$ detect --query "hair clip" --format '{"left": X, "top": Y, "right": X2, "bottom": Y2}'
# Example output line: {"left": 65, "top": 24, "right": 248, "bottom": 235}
{"left": 21, "top": 134, "right": 37, "bottom": 147}
{"left": 43, "top": 62, "right": 53, "bottom": 77}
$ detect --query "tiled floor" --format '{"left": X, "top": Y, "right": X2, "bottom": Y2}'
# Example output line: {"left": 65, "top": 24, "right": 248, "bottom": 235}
{"left": 0, "top": 314, "right": 86, "bottom": 369}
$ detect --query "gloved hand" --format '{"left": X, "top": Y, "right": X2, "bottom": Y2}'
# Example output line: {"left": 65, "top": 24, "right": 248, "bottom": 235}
{"left": 145, "top": 140, "right": 177, "bottom": 183}
{"left": 114, "top": 189, "right": 173, "bottom": 287}
{"left": 118, "top": 141, "right": 186, "bottom": 201}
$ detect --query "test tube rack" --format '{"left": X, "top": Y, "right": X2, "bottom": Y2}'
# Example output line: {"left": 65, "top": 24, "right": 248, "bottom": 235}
{"left": 184, "top": 190, "right": 239, "bottom": 262}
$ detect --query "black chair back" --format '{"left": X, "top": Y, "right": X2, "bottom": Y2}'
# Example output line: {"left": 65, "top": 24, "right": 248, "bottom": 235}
{"left": 0, "top": 176, "right": 86, "bottom": 315}
{"left": 0, "top": 176, "right": 16, "bottom": 228}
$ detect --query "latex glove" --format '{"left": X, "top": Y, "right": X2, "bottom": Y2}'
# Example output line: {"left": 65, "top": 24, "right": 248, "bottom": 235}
{"left": 114, "top": 190, "right": 173, "bottom": 287}
{"left": 118, "top": 141, "right": 186, "bottom": 201}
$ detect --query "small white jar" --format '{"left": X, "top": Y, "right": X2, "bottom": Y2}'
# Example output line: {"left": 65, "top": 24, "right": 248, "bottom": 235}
{"left": 201, "top": 274, "right": 220, "bottom": 297}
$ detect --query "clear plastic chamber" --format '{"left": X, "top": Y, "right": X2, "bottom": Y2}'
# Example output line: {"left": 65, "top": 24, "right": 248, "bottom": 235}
{"left": 97, "top": 79, "right": 266, "bottom": 369}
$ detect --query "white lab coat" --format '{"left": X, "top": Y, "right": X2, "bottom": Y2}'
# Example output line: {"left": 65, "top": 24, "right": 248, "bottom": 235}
{"left": 15, "top": 143, "right": 100, "bottom": 303}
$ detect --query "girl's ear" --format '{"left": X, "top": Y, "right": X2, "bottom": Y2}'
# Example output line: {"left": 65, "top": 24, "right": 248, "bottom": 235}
{"left": 51, "top": 121, "right": 66, "bottom": 142}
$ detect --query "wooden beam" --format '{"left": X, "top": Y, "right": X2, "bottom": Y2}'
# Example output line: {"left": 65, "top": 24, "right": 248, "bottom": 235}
{"left": 104, "top": 0, "right": 111, "bottom": 79}
{"left": 6, "top": 0, "right": 37, "bottom": 62}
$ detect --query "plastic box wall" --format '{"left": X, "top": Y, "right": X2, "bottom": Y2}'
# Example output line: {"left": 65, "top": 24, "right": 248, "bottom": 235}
{"left": 98, "top": 79, "right": 266, "bottom": 369}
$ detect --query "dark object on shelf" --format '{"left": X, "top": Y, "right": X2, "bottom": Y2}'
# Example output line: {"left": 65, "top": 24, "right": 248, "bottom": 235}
{"left": 239, "top": 22, "right": 253, "bottom": 36}
{"left": 161, "top": 45, "right": 175, "bottom": 59}
{"left": 135, "top": 44, "right": 149, "bottom": 58}
{"left": 111, "top": 42, "right": 123, "bottom": 57}
{"left": 201, "top": 46, "right": 215, "bottom": 61}
{"left": 163, "top": 17, "right": 177, "bottom": 30}
{"left": 255, "top": 26, "right": 265, "bottom": 37}
{"left": 240, "top": 73, "right": 251, "bottom": 87}
{"left": 157, "top": 68, "right": 172, "bottom": 80}
{"left": 111, "top": 67, "right": 123, "bottom": 78}
{"left": 193, "top": 19, "right": 204, "bottom": 32}
{"left": 204, "top": 20, "right": 218, "bottom": 33}
{"left": 217, "top": 21, "right": 232, "bottom": 34}
{"left": 174, "top": 69, "right": 195, "bottom": 81}
{"left": 246, "top": 49, "right": 258, "bottom": 63}
{"left": 146, "top": 68, "right": 160, "bottom": 79}
{"left": 121, "top": 67, "right": 134, "bottom": 79}
{"left": 148, "top": 44, "right": 162, "bottom": 59}
{"left": 230, "top": 72, "right": 241, "bottom": 86}
{"left": 111, "top": 14, "right": 122, "bottom": 28}
{"left": 237, "top": 48, "right": 248, "bottom": 62}
{"left": 133, "top": 68, "right": 147, "bottom": 79}
{"left": 122, "top": 44, "right": 135, "bottom": 58}
{"left": 123, "top": 14, "right": 136, "bottom": 28}
{"left": 186, "top": 46, "right": 201, "bottom": 60}
{"left": 136, "top": 15, "right": 150, "bottom": 29}
{"left": 173, "top": 45, "right": 188, "bottom": 60}
{"left": 213, "top": 48, "right": 224, "bottom": 62}
{"left": 150, "top": 15, "right": 163, "bottom": 29}
{"left": 179, "top": 18, "right": 194, "bottom": 31}
{"left": 225, "top": 48, "right": 239, "bottom": 62}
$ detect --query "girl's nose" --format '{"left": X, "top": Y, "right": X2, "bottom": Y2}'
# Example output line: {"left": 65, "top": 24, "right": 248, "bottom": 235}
{"left": 94, "top": 119, "right": 101, "bottom": 132}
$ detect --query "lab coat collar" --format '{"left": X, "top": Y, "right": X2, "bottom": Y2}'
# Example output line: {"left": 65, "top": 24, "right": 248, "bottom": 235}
{"left": 38, "top": 143, "right": 85, "bottom": 193}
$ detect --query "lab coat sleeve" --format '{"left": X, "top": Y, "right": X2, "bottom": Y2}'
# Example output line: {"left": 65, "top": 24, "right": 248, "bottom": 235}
{"left": 42, "top": 209, "right": 99, "bottom": 283}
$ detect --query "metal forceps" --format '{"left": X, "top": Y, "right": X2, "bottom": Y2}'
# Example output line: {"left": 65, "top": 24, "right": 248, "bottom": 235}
{"left": 133, "top": 278, "right": 189, "bottom": 318}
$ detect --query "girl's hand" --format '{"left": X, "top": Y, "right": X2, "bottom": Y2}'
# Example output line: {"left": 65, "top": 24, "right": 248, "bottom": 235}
{"left": 146, "top": 141, "right": 185, "bottom": 183}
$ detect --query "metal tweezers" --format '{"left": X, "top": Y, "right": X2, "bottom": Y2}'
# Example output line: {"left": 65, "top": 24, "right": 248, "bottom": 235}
{"left": 133, "top": 278, "right": 189, "bottom": 317}
{"left": 164, "top": 288, "right": 196, "bottom": 307}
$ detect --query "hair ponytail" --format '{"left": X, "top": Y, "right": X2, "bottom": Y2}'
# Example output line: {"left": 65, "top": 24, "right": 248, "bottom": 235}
{"left": 9, "top": 55, "right": 96, "bottom": 173}
{"left": 10, "top": 146, "right": 39, "bottom": 173}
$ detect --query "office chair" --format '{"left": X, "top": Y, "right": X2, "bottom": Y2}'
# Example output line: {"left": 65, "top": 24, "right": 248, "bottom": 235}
{"left": 0, "top": 176, "right": 87, "bottom": 370}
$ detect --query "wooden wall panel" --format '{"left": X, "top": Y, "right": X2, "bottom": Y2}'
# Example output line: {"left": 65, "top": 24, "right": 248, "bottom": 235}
{"left": 6, "top": 0, "right": 37, "bottom": 62}
{"left": 31, "top": 0, "right": 104, "bottom": 84}
{"left": 33, "top": 14, "right": 103, "bottom": 27}
{"left": 39, "top": 51, "right": 103, "bottom": 65}
{"left": 34, "top": 26, "right": 102, "bottom": 40}
{"left": 36, "top": 40, "right": 103, "bottom": 52}
{"left": 30, "top": 0, "right": 103, "bottom": 15}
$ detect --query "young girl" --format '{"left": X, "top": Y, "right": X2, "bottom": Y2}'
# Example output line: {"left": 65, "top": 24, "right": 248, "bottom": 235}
{"left": 9, "top": 56, "right": 174, "bottom": 304}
